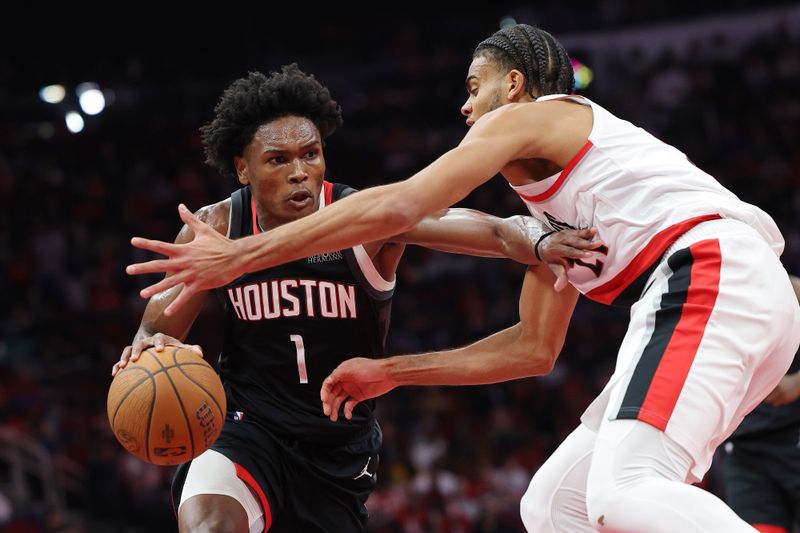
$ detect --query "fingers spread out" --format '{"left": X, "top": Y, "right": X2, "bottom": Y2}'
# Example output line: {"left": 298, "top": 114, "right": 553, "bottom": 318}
{"left": 139, "top": 275, "right": 184, "bottom": 300}
{"left": 178, "top": 203, "right": 204, "bottom": 231}
{"left": 163, "top": 284, "right": 195, "bottom": 316}
{"left": 128, "top": 238, "right": 178, "bottom": 260}
{"left": 127, "top": 259, "right": 175, "bottom": 280}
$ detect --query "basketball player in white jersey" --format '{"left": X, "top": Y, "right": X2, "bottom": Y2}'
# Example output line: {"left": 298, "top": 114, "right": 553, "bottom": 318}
{"left": 127, "top": 24, "right": 800, "bottom": 532}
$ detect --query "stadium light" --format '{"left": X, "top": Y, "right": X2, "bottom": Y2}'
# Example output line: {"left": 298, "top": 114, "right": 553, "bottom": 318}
{"left": 65, "top": 111, "right": 84, "bottom": 133}
{"left": 39, "top": 84, "right": 66, "bottom": 104}
{"left": 77, "top": 82, "right": 106, "bottom": 115}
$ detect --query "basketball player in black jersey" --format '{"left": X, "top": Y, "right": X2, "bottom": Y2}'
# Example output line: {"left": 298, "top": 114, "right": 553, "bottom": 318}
{"left": 112, "top": 65, "right": 599, "bottom": 533}
{"left": 723, "top": 276, "right": 800, "bottom": 533}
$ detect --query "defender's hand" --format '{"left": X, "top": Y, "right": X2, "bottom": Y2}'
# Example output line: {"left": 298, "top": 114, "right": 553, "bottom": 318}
{"left": 127, "top": 204, "right": 242, "bottom": 316}
{"left": 538, "top": 227, "right": 605, "bottom": 291}
{"left": 321, "top": 358, "right": 396, "bottom": 422}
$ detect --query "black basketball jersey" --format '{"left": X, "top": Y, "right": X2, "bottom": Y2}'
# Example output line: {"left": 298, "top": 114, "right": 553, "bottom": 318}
{"left": 216, "top": 182, "right": 394, "bottom": 443}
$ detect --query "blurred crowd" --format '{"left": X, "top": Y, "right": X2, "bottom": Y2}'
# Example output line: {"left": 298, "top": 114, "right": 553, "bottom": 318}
{"left": 1, "top": 4, "right": 799, "bottom": 532}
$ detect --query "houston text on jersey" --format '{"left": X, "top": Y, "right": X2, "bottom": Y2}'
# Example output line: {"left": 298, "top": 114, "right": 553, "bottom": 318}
{"left": 226, "top": 279, "right": 358, "bottom": 321}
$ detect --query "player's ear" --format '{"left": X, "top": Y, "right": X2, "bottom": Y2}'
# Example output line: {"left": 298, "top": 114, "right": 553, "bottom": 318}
{"left": 507, "top": 69, "right": 527, "bottom": 102}
{"left": 234, "top": 156, "right": 249, "bottom": 185}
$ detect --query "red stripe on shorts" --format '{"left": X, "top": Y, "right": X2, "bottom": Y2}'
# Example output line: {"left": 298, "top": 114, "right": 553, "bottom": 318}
{"left": 234, "top": 462, "right": 273, "bottom": 532}
{"left": 752, "top": 525, "right": 790, "bottom": 533}
{"left": 637, "top": 239, "right": 721, "bottom": 430}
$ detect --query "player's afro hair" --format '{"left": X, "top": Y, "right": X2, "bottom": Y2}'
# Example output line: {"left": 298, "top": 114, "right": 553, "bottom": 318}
{"left": 201, "top": 63, "right": 343, "bottom": 179}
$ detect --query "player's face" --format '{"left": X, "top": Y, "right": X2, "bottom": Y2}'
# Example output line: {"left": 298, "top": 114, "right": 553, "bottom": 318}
{"left": 235, "top": 115, "right": 325, "bottom": 228}
{"left": 461, "top": 55, "right": 507, "bottom": 127}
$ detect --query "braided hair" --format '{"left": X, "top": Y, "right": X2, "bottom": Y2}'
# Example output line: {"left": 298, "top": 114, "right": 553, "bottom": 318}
{"left": 201, "top": 64, "right": 343, "bottom": 180}
{"left": 474, "top": 24, "right": 574, "bottom": 97}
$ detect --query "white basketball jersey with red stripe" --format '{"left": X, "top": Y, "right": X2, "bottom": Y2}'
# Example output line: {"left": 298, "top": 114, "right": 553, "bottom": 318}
{"left": 510, "top": 94, "right": 785, "bottom": 305}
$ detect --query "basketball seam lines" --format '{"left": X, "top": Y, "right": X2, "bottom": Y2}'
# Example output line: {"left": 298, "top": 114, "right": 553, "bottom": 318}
{"left": 114, "top": 364, "right": 157, "bottom": 462}
{"left": 145, "top": 348, "right": 195, "bottom": 460}
{"left": 172, "top": 350, "right": 225, "bottom": 417}
{"left": 111, "top": 370, "right": 154, "bottom": 429}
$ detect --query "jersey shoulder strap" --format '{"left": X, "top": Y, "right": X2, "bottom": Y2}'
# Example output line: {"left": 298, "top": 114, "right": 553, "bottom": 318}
{"left": 228, "top": 186, "right": 251, "bottom": 239}
{"left": 331, "top": 182, "right": 358, "bottom": 202}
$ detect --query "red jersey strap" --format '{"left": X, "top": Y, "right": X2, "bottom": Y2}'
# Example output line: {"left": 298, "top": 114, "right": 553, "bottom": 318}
{"left": 516, "top": 141, "right": 593, "bottom": 203}
{"left": 250, "top": 197, "right": 260, "bottom": 235}
{"left": 323, "top": 180, "right": 333, "bottom": 206}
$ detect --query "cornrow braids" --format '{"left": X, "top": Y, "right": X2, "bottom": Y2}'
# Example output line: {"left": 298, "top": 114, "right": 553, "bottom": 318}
{"left": 474, "top": 24, "right": 575, "bottom": 97}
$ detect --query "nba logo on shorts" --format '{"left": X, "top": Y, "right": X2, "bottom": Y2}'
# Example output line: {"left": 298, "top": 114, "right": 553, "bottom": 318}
{"left": 233, "top": 411, "right": 245, "bottom": 421}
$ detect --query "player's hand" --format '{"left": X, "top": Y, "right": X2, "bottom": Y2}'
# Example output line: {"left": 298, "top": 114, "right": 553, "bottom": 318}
{"left": 321, "top": 358, "right": 396, "bottom": 422}
{"left": 764, "top": 373, "right": 800, "bottom": 406}
{"left": 126, "top": 204, "right": 242, "bottom": 316}
{"left": 538, "top": 227, "right": 605, "bottom": 291}
{"left": 112, "top": 333, "right": 202, "bottom": 376}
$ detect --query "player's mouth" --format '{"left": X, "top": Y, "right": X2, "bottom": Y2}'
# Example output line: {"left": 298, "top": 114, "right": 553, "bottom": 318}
{"left": 465, "top": 118, "right": 475, "bottom": 127}
{"left": 287, "top": 189, "right": 314, "bottom": 210}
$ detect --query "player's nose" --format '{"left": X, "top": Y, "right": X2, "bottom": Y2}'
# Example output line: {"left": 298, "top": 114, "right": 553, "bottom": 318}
{"left": 460, "top": 100, "right": 472, "bottom": 117}
{"left": 288, "top": 159, "right": 308, "bottom": 183}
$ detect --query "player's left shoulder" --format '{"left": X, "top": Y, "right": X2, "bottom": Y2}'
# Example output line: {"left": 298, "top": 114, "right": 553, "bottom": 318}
{"left": 195, "top": 198, "right": 231, "bottom": 236}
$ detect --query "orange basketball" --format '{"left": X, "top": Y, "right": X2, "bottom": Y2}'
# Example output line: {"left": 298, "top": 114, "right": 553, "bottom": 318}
{"left": 107, "top": 346, "right": 226, "bottom": 466}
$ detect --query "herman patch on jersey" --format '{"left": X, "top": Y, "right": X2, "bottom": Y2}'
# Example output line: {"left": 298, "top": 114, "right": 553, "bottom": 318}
{"left": 307, "top": 251, "right": 343, "bottom": 263}
{"left": 227, "top": 278, "right": 358, "bottom": 321}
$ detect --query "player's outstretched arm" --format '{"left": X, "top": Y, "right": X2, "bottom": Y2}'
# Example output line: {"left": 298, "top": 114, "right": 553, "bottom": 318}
{"left": 391, "top": 210, "right": 602, "bottom": 287}
{"left": 390, "top": 209, "right": 603, "bottom": 262}
{"left": 321, "top": 265, "right": 579, "bottom": 421}
{"left": 127, "top": 105, "right": 542, "bottom": 316}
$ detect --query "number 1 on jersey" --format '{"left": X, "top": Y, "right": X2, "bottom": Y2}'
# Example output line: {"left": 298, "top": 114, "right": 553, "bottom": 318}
{"left": 290, "top": 334, "right": 308, "bottom": 384}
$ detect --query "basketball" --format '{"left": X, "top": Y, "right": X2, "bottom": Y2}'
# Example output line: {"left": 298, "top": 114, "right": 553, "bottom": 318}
{"left": 107, "top": 346, "right": 226, "bottom": 466}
